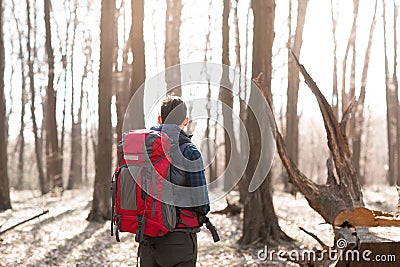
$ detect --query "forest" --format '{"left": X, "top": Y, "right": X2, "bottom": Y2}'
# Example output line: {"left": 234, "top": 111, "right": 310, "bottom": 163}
{"left": 1, "top": 0, "right": 400, "bottom": 266}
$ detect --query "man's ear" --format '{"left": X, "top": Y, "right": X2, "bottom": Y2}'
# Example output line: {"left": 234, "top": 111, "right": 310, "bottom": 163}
{"left": 158, "top": 115, "right": 163, "bottom": 124}
{"left": 182, "top": 117, "right": 189, "bottom": 126}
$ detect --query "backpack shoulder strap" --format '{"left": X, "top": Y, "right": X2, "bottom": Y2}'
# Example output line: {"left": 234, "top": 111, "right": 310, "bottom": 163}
{"left": 179, "top": 141, "right": 191, "bottom": 154}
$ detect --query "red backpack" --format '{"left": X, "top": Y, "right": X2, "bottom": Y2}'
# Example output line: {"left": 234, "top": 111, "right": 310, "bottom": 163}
{"left": 111, "top": 129, "right": 214, "bottom": 242}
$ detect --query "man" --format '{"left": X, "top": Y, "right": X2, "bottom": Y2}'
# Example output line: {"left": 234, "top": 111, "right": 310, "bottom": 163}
{"left": 138, "top": 96, "right": 210, "bottom": 267}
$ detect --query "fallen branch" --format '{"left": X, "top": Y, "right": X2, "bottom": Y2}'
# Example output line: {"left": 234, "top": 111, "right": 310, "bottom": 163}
{"left": 299, "top": 226, "right": 329, "bottom": 250}
{"left": 0, "top": 210, "right": 49, "bottom": 236}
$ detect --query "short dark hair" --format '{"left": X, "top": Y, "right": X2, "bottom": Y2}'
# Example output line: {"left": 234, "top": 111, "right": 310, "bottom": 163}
{"left": 160, "top": 96, "right": 187, "bottom": 125}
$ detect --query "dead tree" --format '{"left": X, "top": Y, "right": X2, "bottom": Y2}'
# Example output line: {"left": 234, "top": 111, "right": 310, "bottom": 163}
{"left": 271, "top": 52, "right": 400, "bottom": 227}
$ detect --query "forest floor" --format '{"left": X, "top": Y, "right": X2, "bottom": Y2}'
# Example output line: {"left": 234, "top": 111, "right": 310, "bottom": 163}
{"left": 0, "top": 184, "right": 398, "bottom": 267}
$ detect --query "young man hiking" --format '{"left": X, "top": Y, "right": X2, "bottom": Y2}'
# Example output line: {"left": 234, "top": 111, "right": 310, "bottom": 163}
{"left": 138, "top": 96, "right": 210, "bottom": 267}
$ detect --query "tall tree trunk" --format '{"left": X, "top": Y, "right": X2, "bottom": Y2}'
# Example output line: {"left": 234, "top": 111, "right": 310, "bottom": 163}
{"left": 393, "top": 2, "right": 400, "bottom": 186}
{"left": 13, "top": 0, "right": 27, "bottom": 191}
{"left": 165, "top": 0, "right": 182, "bottom": 96}
{"left": 114, "top": 0, "right": 128, "bottom": 141}
{"left": 219, "top": 0, "right": 238, "bottom": 191}
{"left": 67, "top": 0, "right": 82, "bottom": 190}
{"left": 284, "top": 0, "right": 308, "bottom": 193}
{"left": 352, "top": 0, "right": 378, "bottom": 185}
{"left": 87, "top": 0, "right": 115, "bottom": 222}
{"left": 203, "top": 0, "right": 216, "bottom": 188}
{"left": 60, "top": 4, "right": 72, "bottom": 176}
{"left": 124, "top": 0, "right": 145, "bottom": 131}
{"left": 383, "top": 0, "right": 399, "bottom": 186}
{"left": 240, "top": 0, "right": 292, "bottom": 246}
{"left": 341, "top": 0, "right": 359, "bottom": 117}
{"left": 239, "top": 5, "right": 251, "bottom": 203}
{"left": 27, "top": 0, "right": 47, "bottom": 195}
{"left": 330, "top": 0, "right": 339, "bottom": 119}
{"left": 44, "top": 0, "right": 63, "bottom": 191}
{"left": 0, "top": 0, "right": 12, "bottom": 211}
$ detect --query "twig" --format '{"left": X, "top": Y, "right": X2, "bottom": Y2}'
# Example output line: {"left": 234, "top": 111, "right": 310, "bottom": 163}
{"left": 0, "top": 210, "right": 49, "bottom": 236}
{"left": 299, "top": 226, "right": 329, "bottom": 250}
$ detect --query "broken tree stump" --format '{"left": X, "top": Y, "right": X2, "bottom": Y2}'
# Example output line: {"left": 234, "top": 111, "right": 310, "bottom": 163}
{"left": 335, "top": 227, "right": 400, "bottom": 267}
{"left": 252, "top": 54, "right": 400, "bottom": 266}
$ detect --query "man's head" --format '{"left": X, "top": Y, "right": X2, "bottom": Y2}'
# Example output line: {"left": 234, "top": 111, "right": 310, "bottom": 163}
{"left": 158, "top": 96, "right": 188, "bottom": 128}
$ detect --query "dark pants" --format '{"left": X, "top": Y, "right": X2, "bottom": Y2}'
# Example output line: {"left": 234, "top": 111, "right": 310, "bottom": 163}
{"left": 138, "top": 231, "right": 197, "bottom": 267}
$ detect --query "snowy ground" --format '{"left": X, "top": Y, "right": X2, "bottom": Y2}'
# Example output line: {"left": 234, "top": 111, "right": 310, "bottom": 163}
{"left": 0, "top": 185, "right": 398, "bottom": 267}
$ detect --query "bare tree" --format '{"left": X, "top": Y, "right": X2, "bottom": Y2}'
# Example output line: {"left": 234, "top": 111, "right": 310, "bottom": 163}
{"left": 12, "top": 0, "right": 27, "bottom": 190}
{"left": 219, "top": 0, "right": 239, "bottom": 191}
{"left": 44, "top": 0, "right": 63, "bottom": 191}
{"left": 238, "top": 4, "right": 251, "bottom": 203}
{"left": 87, "top": 0, "right": 115, "bottom": 222}
{"left": 127, "top": 0, "right": 145, "bottom": 129}
{"left": 351, "top": 0, "right": 378, "bottom": 184}
{"left": 114, "top": 1, "right": 128, "bottom": 141}
{"left": 0, "top": 0, "right": 12, "bottom": 211}
{"left": 203, "top": 0, "right": 216, "bottom": 187}
{"left": 27, "top": 0, "right": 47, "bottom": 194}
{"left": 165, "top": 0, "right": 182, "bottom": 96}
{"left": 59, "top": 1, "right": 73, "bottom": 178}
{"left": 115, "top": 0, "right": 145, "bottom": 138}
{"left": 383, "top": 0, "right": 399, "bottom": 186}
{"left": 394, "top": 1, "right": 400, "bottom": 186}
{"left": 67, "top": 0, "right": 82, "bottom": 190}
{"left": 284, "top": 0, "right": 308, "bottom": 193}
{"left": 240, "top": 0, "right": 292, "bottom": 245}
{"left": 330, "top": 0, "right": 339, "bottom": 118}
{"left": 341, "top": 0, "right": 359, "bottom": 117}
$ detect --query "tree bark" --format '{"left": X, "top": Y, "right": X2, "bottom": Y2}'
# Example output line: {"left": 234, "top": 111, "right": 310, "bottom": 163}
{"left": 0, "top": 0, "right": 12, "bottom": 211}
{"left": 67, "top": 0, "right": 82, "bottom": 190}
{"left": 383, "top": 0, "right": 399, "bottom": 186}
{"left": 393, "top": 2, "right": 400, "bottom": 187}
{"left": 44, "top": 0, "right": 63, "bottom": 191}
{"left": 240, "top": 0, "right": 292, "bottom": 246}
{"left": 87, "top": 0, "right": 115, "bottom": 222}
{"left": 27, "top": 0, "right": 47, "bottom": 195}
{"left": 284, "top": 0, "right": 308, "bottom": 193}
{"left": 125, "top": 0, "right": 145, "bottom": 131}
{"left": 165, "top": 0, "right": 182, "bottom": 96}
{"left": 275, "top": 52, "right": 365, "bottom": 225}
